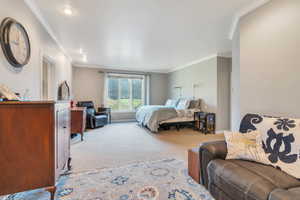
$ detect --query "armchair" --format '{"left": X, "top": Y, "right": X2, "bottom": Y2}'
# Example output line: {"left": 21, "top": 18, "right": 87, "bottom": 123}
{"left": 77, "top": 101, "right": 108, "bottom": 129}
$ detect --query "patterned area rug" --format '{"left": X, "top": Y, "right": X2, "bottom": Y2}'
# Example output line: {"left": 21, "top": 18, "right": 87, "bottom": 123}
{"left": 1, "top": 159, "right": 214, "bottom": 200}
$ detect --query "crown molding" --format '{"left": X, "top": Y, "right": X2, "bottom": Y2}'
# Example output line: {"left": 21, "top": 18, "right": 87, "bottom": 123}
{"left": 72, "top": 63, "right": 169, "bottom": 74}
{"left": 217, "top": 52, "right": 232, "bottom": 58}
{"left": 167, "top": 54, "right": 218, "bottom": 73}
{"left": 74, "top": 53, "right": 231, "bottom": 74}
{"left": 228, "top": 0, "right": 271, "bottom": 40}
{"left": 24, "top": 0, "right": 72, "bottom": 61}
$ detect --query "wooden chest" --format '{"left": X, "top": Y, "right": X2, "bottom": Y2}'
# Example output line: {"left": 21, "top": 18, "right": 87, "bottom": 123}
{"left": 0, "top": 101, "right": 71, "bottom": 199}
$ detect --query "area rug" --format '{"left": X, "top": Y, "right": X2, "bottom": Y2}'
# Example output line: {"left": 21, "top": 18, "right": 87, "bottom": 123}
{"left": 1, "top": 159, "right": 214, "bottom": 200}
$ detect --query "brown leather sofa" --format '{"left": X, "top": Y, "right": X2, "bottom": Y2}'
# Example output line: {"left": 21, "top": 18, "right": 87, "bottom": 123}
{"left": 199, "top": 114, "right": 300, "bottom": 200}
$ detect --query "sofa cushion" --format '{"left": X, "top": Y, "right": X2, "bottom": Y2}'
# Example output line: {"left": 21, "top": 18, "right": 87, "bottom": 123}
{"left": 207, "top": 159, "right": 300, "bottom": 200}
{"left": 269, "top": 187, "right": 300, "bottom": 200}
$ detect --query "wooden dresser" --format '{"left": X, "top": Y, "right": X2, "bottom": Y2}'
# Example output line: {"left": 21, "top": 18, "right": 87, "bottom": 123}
{"left": 0, "top": 101, "right": 71, "bottom": 200}
{"left": 71, "top": 107, "right": 86, "bottom": 141}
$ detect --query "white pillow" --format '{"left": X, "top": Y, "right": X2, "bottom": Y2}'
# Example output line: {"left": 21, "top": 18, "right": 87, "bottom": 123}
{"left": 176, "top": 100, "right": 190, "bottom": 110}
{"left": 165, "top": 99, "right": 173, "bottom": 106}
{"left": 224, "top": 131, "right": 270, "bottom": 165}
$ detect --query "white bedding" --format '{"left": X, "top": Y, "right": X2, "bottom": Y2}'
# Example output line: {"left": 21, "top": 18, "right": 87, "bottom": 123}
{"left": 136, "top": 105, "right": 178, "bottom": 132}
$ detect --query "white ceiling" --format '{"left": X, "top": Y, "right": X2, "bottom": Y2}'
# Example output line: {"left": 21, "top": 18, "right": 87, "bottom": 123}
{"left": 27, "top": 0, "right": 261, "bottom": 72}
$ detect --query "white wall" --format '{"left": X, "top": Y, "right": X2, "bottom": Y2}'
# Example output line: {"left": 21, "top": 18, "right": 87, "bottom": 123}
{"left": 0, "top": 0, "right": 72, "bottom": 100}
{"left": 239, "top": 0, "right": 300, "bottom": 118}
{"left": 167, "top": 56, "right": 231, "bottom": 130}
{"left": 231, "top": 26, "right": 241, "bottom": 131}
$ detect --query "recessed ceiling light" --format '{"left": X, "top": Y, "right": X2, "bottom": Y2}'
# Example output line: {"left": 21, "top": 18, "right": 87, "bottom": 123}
{"left": 83, "top": 54, "right": 87, "bottom": 62}
{"left": 64, "top": 6, "right": 73, "bottom": 16}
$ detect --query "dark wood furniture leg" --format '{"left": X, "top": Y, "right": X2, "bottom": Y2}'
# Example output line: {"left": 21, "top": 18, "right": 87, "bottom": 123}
{"left": 71, "top": 107, "right": 86, "bottom": 142}
{"left": 188, "top": 148, "right": 201, "bottom": 183}
{"left": 45, "top": 186, "right": 56, "bottom": 200}
{"left": 68, "top": 157, "right": 72, "bottom": 171}
{"left": 176, "top": 124, "right": 180, "bottom": 131}
{"left": 108, "top": 110, "right": 111, "bottom": 123}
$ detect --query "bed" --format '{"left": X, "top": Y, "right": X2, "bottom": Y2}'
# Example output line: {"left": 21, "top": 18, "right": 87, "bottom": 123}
{"left": 136, "top": 99, "right": 201, "bottom": 132}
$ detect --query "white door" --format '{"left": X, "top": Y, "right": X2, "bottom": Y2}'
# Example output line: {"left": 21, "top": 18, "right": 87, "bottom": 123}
{"left": 42, "top": 58, "right": 55, "bottom": 100}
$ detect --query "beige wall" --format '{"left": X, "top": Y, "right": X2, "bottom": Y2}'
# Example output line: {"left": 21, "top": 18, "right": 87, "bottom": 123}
{"left": 168, "top": 57, "right": 218, "bottom": 113}
{"left": 239, "top": 0, "right": 300, "bottom": 118}
{"left": 0, "top": 0, "right": 72, "bottom": 100}
{"left": 217, "top": 57, "right": 231, "bottom": 131}
{"left": 72, "top": 66, "right": 168, "bottom": 121}
{"left": 150, "top": 73, "right": 168, "bottom": 105}
{"left": 167, "top": 56, "right": 231, "bottom": 130}
{"left": 72, "top": 67, "right": 104, "bottom": 108}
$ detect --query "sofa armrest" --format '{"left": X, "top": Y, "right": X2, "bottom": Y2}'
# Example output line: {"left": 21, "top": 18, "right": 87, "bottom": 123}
{"left": 269, "top": 188, "right": 300, "bottom": 200}
{"left": 199, "top": 140, "right": 227, "bottom": 189}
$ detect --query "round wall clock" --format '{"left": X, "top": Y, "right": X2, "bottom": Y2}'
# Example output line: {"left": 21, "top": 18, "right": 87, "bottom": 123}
{"left": 0, "top": 18, "right": 31, "bottom": 68}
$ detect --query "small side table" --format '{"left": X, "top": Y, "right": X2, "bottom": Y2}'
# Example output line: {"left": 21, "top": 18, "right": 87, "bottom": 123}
{"left": 71, "top": 107, "right": 87, "bottom": 141}
{"left": 194, "top": 112, "right": 207, "bottom": 133}
{"left": 98, "top": 107, "right": 112, "bottom": 124}
{"left": 188, "top": 148, "right": 201, "bottom": 183}
{"left": 194, "top": 112, "right": 216, "bottom": 134}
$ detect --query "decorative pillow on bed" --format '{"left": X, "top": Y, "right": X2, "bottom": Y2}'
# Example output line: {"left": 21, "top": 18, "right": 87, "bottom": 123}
{"left": 176, "top": 99, "right": 190, "bottom": 110}
{"left": 189, "top": 99, "right": 201, "bottom": 109}
{"left": 165, "top": 99, "right": 177, "bottom": 107}
{"left": 224, "top": 130, "right": 270, "bottom": 165}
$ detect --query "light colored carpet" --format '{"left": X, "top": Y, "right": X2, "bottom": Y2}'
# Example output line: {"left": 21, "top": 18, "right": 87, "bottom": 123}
{"left": 70, "top": 122, "right": 225, "bottom": 172}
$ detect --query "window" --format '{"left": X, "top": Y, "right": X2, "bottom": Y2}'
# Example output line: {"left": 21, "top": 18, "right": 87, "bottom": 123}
{"left": 106, "top": 73, "right": 145, "bottom": 112}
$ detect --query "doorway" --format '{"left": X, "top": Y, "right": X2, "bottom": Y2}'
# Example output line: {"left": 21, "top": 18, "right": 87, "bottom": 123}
{"left": 42, "top": 57, "right": 55, "bottom": 100}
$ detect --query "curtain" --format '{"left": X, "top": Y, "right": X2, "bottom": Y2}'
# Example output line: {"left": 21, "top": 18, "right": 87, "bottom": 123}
{"left": 102, "top": 72, "right": 108, "bottom": 107}
{"left": 145, "top": 74, "right": 150, "bottom": 105}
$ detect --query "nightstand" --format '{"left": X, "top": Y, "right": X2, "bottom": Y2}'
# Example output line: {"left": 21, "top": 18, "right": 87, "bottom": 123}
{"left": 194, "top": 112, "right": 216, "bottom": 134}
{"left": 71, "top": 107, "right": 87, "bottom": 141}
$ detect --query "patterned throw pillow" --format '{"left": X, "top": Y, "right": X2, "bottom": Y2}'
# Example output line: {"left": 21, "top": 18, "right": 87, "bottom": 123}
{"left": 239, "top": 114, "right": 300, "bottom": 179}
{"left": 224, "top": 131, "right": 270, "bottom": 165}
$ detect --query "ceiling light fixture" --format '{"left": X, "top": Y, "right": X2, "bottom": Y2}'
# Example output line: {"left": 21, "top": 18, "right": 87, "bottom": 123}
{"left": 63, "top": 5, "right": 73, "bottom": 16}
{"left": 83, "top": 54, "right": 87, "bottom": 62}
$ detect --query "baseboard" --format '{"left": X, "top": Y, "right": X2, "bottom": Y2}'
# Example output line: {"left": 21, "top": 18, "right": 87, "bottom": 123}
{"left": 215, "top": 130, "right": 229, "bottom": 134}
{"left": 112, "top": 119, "right": 137, "bottom": 123}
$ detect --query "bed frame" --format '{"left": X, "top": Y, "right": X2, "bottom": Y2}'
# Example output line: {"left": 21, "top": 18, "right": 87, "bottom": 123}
{"left": 159, "top": 120, "right": 196, "bottom": 131}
